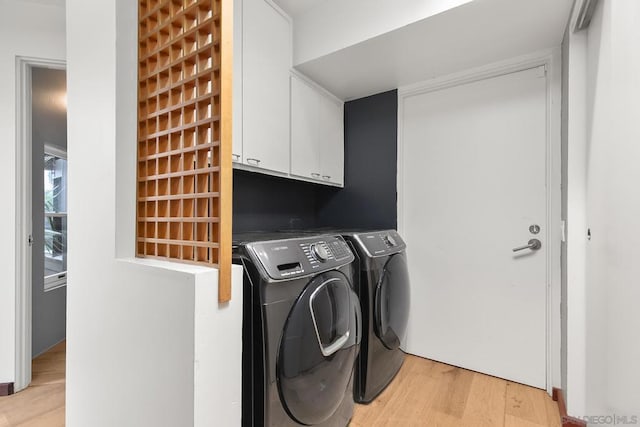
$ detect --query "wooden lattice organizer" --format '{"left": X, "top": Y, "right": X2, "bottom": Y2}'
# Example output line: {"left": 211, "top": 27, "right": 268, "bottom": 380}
{"left": 137, "top": 0, "right": 232, "bottom": 300}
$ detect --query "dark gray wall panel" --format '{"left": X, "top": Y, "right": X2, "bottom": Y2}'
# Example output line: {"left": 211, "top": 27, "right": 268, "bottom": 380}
{"left": 233, "top": 169, "right": 332, "bottom": 233}
{"left": 316, "top": 90, "right": 398, "bottom": 230}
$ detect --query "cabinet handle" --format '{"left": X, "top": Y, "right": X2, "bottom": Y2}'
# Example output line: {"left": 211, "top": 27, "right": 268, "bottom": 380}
{"left": 232, "top": 154, "right": 240, "bottom": 161}
{"left": 311, "top": 173, "right": 320, "bottom": 178}
{"left": 246, "top": 158, "right": 261, "bottom": 165}
{"left": 322, "top": 175, "right": 331, "bottom": 180}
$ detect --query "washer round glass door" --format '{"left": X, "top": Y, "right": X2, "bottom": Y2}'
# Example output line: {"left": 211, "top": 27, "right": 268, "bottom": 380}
{"left": 374, "top": 253, "right": 411, "bottom": 350}
{"left": 277, "top": 270, "right": 360, "bottom": 425}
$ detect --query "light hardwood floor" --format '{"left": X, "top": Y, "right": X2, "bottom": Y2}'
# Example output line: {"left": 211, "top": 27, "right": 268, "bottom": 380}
{"left": 351, "top": 354, "right": 561, "bottom": 427}
{"left": 0, "top": 344, "right": 560, "bottom": 426}
{"left": 0, "top": 342, "right": 65, "bottom": 427}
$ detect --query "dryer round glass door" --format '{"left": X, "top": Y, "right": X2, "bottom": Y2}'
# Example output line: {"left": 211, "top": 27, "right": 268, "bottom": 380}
{"left": 277, "top": 271, "right": 360, "bottom": 425}
{"left": 374, "top": 253, "right": 411, "bottom": 350}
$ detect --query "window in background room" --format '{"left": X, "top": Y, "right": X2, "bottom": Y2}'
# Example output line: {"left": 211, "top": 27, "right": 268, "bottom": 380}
{"left": 44, "top": 145, "right": 67, "bottom": 291}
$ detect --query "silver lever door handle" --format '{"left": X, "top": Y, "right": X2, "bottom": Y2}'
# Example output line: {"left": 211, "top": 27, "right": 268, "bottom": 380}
{"left": 513, "top": 239, "right": 542, "bottom": 252}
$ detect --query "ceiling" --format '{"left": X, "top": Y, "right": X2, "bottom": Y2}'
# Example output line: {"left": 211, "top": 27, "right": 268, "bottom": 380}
{"left": 9, "top": 0, "right": 573, "bottom": 102}
{"left": 271, "top": 0, "right": 326, "bottom": 17}
{"left": 294, "top": 0, "right": 574, "bottom": 100}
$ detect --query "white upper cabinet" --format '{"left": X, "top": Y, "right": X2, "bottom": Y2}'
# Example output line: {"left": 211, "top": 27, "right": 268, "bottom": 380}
{"left": 318, "top": 93, "right": 344, "bottom": 186}
{"left": 238, "top": 0, "right": 344, "bottom": 186}
{"left": 242, "top": 0, "right": 291, "bottom": 173}
{"left": 290, "top": 74, "right": 320, "bottom": 179}
{"left": 290, "top": 73, "right": 344, "bottom": 186}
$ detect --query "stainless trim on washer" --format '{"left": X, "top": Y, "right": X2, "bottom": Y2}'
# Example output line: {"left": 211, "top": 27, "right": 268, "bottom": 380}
{"left": 309, "top": 278, "right": 351, "bottom": 357}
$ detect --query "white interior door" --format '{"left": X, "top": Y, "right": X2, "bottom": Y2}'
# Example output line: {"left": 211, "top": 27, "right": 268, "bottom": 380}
{"left": 400, "top": 66, "right": 548, "bottom": 388}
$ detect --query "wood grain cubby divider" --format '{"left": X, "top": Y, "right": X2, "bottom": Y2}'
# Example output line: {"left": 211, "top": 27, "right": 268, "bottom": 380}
{"left": 138, "top": 0, "right": 232, "bottom": 301}
{"left": 131, "top": 139, "right": 219, "bottom": 161}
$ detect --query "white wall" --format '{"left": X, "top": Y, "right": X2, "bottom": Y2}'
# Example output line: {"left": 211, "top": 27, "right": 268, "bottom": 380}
{"left": 193, "top": 265, "right": 243, "bottom": 425}
{"left": 292, "top": 0, "right": 472, "bottom": 65}
{"left": 563, "top": 0, "right": 640, "bottom": 422}
{"left": 562, "top": 5, "right": 589, "bottom": 417}
{"left": 65, "top": 1, "right": 242, "bottom": 426}
{"left": 0, "top": 0, "right": 66, "bottom": 385}
{"left": 584, "top": 0, "right": 640, "bottom": 421}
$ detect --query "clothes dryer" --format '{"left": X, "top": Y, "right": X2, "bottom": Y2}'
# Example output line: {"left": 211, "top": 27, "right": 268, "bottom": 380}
{"left": 340, "top": 230, "right": 410, "bottom": 403}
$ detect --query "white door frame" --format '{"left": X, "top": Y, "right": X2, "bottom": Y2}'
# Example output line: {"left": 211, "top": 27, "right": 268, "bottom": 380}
{"left": 397, "top": 48, "right": 562, "bottom": 394}
{"left": 15, "top": 56, "right": 66, "bottom": 392}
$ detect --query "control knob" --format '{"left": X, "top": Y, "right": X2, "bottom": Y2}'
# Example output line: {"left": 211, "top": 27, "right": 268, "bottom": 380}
{"left": 310, "top": 243, "right": 330, "bottom": 262}
{"left": 384, "top": 235, "right": 397, "bottom": 247}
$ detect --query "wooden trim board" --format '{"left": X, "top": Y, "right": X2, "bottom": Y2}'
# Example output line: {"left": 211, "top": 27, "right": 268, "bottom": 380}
{"left": 218, "top": 0, "right": 233, "bottom": 302}
{"left": 552, "top": 388, "right": 587, "bottom": 427}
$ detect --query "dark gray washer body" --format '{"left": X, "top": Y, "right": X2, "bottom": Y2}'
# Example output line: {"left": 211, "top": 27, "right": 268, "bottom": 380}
{"left": 235, "top": 233, "right": 361, "bottom": 427}
{"left": 340, "top": 229, "right": 411, "bottom": 403}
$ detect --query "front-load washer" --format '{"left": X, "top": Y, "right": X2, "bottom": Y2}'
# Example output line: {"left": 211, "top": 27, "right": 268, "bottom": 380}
{"left": 340, "top": 230, "right": 410, "bottom": 403}
{"left": 234, "top": 233, "right": 361, "bottom": 427}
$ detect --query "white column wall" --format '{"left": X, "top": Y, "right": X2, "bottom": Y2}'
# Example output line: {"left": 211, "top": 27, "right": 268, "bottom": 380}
{"left": 564, "top": 0, "right": 640, "bottom": 421}
{"left": 194, "top": 266, "right": 243, "bottom": 425}
{"left": 563, "top": 14, "right": 589, "bottom": 420}
{"left": 66, "top": 1, "right": 242, "bottom": 426}
{"left": 0, "top": 0, "right": 65, "bottom": 384}
{"left": 584, "top": 0, "right": 640, "bottom": 420}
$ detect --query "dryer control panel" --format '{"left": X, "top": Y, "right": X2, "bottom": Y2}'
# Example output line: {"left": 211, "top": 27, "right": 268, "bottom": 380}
{"left": 247, "top": 235, "right": 355, "bottom": 281}
{"left": 352, "top": 230, "right": 406, "bottom": 258}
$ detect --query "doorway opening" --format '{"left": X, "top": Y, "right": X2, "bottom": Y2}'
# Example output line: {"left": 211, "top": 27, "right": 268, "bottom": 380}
{"left": 15, "top": 58, "right": 67, "bottom": 393}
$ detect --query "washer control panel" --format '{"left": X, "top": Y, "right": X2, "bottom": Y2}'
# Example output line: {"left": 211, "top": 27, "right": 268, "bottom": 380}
{"left": 309, "top": 243, "right": 330, "bottom": 262}
{"left": 352, "top": 230, "right": 406, "bottom": 257}
{"left": 247, "top": 235, "right": 354, "bottom": 281}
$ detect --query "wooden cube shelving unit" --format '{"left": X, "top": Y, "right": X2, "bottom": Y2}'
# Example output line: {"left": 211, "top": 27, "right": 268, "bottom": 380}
{"left": 137, "top": 0, "right": 233, "bottom": 302}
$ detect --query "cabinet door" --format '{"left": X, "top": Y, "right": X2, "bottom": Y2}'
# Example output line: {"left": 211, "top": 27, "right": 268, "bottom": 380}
{"left": 242, "top": 0, "right": 290, "bottom": 173}
{"left": 319, "top": 94, "right": 344, "bottom": 186}
{"left": 290, "top": 74, "right": 321, "bottom": 179}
